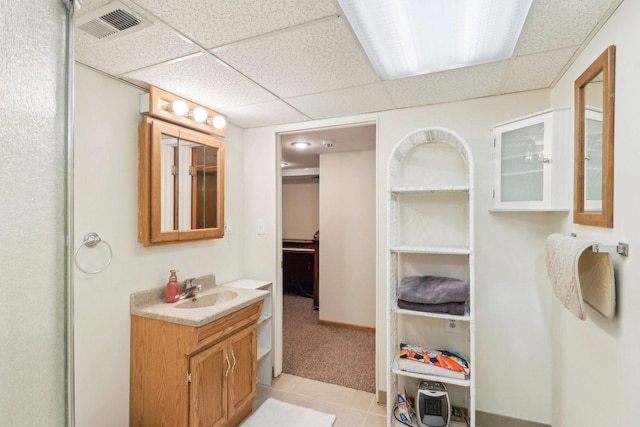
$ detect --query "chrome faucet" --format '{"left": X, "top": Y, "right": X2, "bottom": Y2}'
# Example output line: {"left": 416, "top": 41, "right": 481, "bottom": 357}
{"left": 178, "top": 278, "right": 202, "bottom": 300}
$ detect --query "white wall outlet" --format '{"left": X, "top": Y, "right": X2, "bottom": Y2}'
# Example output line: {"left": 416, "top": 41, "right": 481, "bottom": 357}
{"left": 224, "top": 221, "right": 232, "bottom": 235}
{"left": 257, "top": 219, "right": 265, "bottom": 235}
{"left": 445, "top": 319, "right": 461, "bottom": 334}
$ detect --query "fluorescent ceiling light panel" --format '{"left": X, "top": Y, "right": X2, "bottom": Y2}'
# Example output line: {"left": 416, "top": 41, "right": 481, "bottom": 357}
{"left": 338, "top": 0, "right": 532, "bottom": 80}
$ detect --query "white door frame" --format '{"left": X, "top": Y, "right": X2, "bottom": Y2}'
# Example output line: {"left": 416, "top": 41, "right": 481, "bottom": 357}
{"left": 273, "top": 116, "right": 379, "bottom": 395}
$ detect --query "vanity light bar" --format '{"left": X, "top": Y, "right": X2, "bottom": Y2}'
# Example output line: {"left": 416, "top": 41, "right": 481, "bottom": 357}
{"left": 139, "top": 85, "right": 226, "bottom": 137}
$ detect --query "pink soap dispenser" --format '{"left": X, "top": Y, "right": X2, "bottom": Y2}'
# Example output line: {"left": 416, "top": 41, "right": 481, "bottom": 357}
{"left": 165, "top": 270, "right": 180, "bottom": 303}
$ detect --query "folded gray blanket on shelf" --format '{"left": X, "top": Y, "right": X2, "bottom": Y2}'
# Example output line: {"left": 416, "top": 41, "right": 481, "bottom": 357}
{"left": 399, "top": 275, "right": 469, "bottom": 304}
{"left": 397, "top": 299, "right": 467, "bottom": 316}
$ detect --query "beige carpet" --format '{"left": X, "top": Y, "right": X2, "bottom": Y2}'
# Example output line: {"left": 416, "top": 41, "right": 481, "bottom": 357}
{"left": 282, "top": 294, "right": 376, "bottom": 393}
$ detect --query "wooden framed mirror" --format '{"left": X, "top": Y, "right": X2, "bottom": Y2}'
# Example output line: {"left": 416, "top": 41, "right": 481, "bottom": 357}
{"left": 574, "top": 45, "right": 615, "bottom": 227}
{"left": 138, "top": 116, "right": 225, "bottom": 246}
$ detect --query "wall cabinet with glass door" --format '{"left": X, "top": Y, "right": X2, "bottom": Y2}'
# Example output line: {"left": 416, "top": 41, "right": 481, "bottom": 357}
{"left": 492, "top": 108, "right": 570, "bottom": 211}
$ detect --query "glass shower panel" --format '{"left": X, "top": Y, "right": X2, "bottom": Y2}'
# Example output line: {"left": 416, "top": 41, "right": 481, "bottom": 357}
{"left": 0, "top": 1, "right": 72, "bottom": 426}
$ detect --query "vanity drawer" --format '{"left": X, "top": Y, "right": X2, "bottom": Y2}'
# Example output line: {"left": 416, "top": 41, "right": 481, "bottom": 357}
{"left": 189, "top": 301, "right": 262, "bottom": 352}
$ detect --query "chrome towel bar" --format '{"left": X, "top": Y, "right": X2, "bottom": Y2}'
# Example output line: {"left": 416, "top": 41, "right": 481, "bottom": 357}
{"left": 570, "top": 233, "right": 629, "bottom": 256}
{"left": 592, "top": 243, "right": 629, "bottom": 257}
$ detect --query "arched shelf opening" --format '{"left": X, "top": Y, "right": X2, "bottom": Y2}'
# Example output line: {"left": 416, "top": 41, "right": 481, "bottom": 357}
{"left": 386, "top": 127, "right": 476, "bottom": 427}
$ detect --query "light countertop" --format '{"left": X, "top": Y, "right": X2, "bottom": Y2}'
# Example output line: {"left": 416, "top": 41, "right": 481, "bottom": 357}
{"left": 130, "top": 275, "right": 269, "bottom": 327}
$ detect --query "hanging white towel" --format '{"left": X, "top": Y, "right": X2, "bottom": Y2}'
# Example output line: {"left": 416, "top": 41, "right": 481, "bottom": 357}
{"left": 544, "top": 233, "right": 615, "bottom": 320}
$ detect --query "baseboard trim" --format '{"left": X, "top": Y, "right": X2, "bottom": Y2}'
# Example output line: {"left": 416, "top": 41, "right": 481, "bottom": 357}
{"left": 318, "top": 319, "right": 375, "bottom": 332}
{"left": 477, "top": 411, "right": 550, "bottom": 427}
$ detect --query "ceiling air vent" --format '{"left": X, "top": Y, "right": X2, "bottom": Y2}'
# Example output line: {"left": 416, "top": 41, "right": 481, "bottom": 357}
{"left": 76, "top": 1, "right": 152, "bottom": 41}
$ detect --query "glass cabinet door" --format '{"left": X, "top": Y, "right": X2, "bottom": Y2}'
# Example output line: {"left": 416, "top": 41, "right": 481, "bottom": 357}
{"left": 499, "top": 121, "right": 545, "bottom": 203}
{"left": 494, "top": 114, "right": 551, "bottom": 209}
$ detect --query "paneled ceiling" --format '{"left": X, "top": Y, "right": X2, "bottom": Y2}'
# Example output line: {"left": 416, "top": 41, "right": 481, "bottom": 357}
{"left": 75, "top": 0, "right": 622, "bottom": 130}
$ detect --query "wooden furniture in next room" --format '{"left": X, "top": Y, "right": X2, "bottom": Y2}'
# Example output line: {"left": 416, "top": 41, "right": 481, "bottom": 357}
{"left": 283, "top": 238, "right": 319, "bottom": 308}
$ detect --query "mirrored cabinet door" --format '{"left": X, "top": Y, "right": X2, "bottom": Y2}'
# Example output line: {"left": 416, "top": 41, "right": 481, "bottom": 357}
{"left": 584, "top": 108, "right": 603, "bottom": 212}
{"left": 159, "top": 130, "right": 179, "bottom": 232}
{"left": 191, "top": 143, "right": 220, "bottom": 230}
{"left": 573, "top": 45, "right": 614, "bottom": 228}
{"left": 158, "top": 133, "right": 221, "bottom": 232}
{"left": 492, "top": 108, "right": 570, "bottom": 211}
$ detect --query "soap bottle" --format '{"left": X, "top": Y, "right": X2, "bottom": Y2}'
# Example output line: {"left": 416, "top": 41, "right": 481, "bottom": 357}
{"left": 165, "top": 270, "right": 180, "bottom": 303}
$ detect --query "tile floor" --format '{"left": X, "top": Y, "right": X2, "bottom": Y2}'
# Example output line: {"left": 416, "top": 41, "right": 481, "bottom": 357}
{"left": 253, "top": 373, "right": 387, "bottom": 427}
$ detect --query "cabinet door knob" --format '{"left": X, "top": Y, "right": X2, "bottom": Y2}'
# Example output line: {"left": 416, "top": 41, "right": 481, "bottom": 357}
{"left": 538, "top": 151, "right": 551, "bottom": 163}
{"left": 225, "top": 353, "right": 231, "bottom": 378}
{"left": 231, "top": 350, "right": 237, "bottom": 372}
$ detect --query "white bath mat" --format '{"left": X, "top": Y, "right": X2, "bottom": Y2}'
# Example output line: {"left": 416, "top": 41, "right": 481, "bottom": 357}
{"left": 240, "top": 398, "right": 336, "bottom": 427}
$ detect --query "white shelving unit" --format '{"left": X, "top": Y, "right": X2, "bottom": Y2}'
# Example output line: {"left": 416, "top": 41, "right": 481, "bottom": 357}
{"left": 386, "top": 128, "right": 475, "bottom": 427}
{"left": 223, "top": 279, "right": 273, "bottom": 386}
{"left": 492, "top": 108, "right": 570, "bottom": 211}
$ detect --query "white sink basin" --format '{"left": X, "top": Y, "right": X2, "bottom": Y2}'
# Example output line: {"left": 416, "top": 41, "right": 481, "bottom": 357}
{"left": 174, "top": 290, "right": 238, "bottom": 309}
{"left": 131, "top": 281, "right": 268, "bottom": 327}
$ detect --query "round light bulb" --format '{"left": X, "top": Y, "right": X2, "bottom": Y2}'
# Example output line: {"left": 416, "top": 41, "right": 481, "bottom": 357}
{"left": 291, "top": 141, "right": 310, "bottom": 149}
{"left": 192, "top": 107, "right": 208, "bottom": 123}
{"left": 171, "top": 99, "right": 189, "bottom": 116}
{"left": 212, "top": 115, "right": 226, "bottom": 129}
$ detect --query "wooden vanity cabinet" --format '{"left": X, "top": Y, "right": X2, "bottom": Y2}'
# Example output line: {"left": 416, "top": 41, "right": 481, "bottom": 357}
{"left": 130, "top": 301, "right": 262, "bottom": 427}
{"left": 189, "top": 325, "right": 256, "bottom": 427}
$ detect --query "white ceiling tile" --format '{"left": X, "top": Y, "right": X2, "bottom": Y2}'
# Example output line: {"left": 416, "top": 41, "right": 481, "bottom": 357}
{"left": 75, "top": 24, "right": 199, "bottom": 76}
{"left": 214, "top": 18, "right": 379, "bottom": 98}
{"left": 75, "top": 0, "right": 119, "bottom": 13}
{"left": 502, "top": 47, "right": 578, "bottom": 93}
{"left": 120, "top": 53, "right": 277, "bottom": 109}
{"left": 132, "top": 0, "right": 338, "bottom": 49}
{"left": 383, "top": 61, "right": 509, "bottom": 109}
{"left": 217, "top": 101, "right": 310, "bottom": 129}
{"left": 286, "top": 84, "right": 393, "bottom": 120}
{"left": 515, "top": 0, "right": 618, "bottom": 56}
{"left": 74, "top": 0, "right": 621, "bottom": 128}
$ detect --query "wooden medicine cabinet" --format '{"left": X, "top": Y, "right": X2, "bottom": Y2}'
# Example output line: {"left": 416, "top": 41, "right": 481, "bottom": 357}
{"left": 573, "top": 45, "right": 615, "bottom": 227}
{"left": 138, "top": 87, "right": 225, "bottom": 246}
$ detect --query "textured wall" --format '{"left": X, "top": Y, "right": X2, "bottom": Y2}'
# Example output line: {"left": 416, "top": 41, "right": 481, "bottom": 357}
{"left": 73, "top": 65, "right": 246, "bottom": 427}
{"left": 282, "top": 180, "right": 319, "bottom": 240}
{"left": 376, "top": 90, "right": 553, "bottom": 423}
{"left": 0, "top": 1, "right": 70, "bottom": 425}
{"left": 319, "top": 150, "right": 376, "bottom": 328}
{"left": 549, "top": 0, "right": 639, "bottom": 425}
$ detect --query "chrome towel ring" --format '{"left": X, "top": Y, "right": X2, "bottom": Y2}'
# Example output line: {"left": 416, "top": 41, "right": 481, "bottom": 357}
{"left": 74, "top": 232, "right": 112, "bottom": 274}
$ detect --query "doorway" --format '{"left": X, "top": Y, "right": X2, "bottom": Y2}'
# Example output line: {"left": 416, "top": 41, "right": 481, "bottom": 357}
{"left": 277, "top": 122, "right": 377, "bottom": 392}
